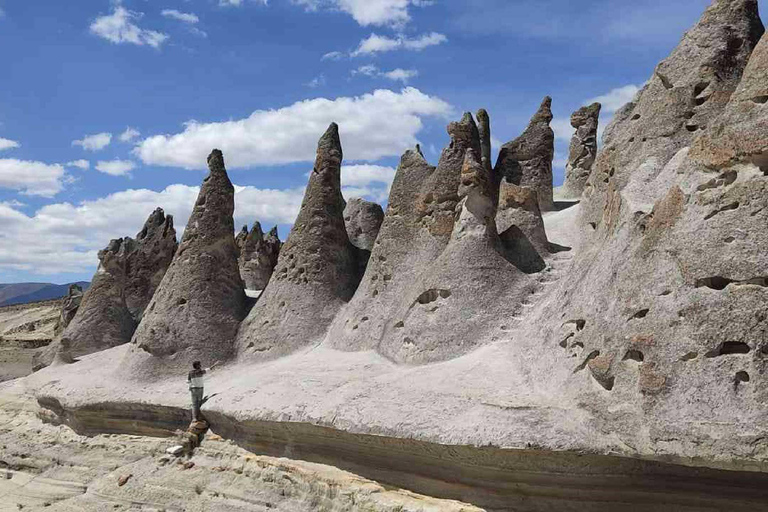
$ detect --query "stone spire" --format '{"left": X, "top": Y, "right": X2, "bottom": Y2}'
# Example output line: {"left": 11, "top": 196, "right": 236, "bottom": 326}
{"left": 562, "top": 102, "right": 601, "bottom": 198}
{"left": 494, "top": 97, "right": 556, "bottom": 211}
{"left": 236, "top": 123, "right": 359, "bottom": 361}
{"left": 130, "top": 150, "right": 246, "bottom": 365}
{"left": 238, "top": 222, "right": 281, "bottom": 291}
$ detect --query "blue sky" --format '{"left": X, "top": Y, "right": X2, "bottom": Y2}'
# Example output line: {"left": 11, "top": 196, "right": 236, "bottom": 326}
{"left": 0, "top": 0, "right": 763, "bottom": 283}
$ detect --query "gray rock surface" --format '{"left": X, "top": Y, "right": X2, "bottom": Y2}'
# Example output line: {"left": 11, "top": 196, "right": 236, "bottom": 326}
{"left": 343, "top": 198, "right": 384, "bottom": 278}
{"left": 494, "top": 97, "right": 556, "bottom": 211}
{"left": 238, "top": 222, "right": 281, "bottom": 291}
{"left": 52, "top": 209, "right": 177, "bottom": 361}
{"left": 235, "top": 124, "right": 359, "bottom": 361}
{"left": 562, "top": 103, "right": 601, "bottom": 198}
{"left": 54, "top": 284, "right": 83, "bottom": 335}
{"left": 128, "top": 151, "right": 246, "bottom": 372}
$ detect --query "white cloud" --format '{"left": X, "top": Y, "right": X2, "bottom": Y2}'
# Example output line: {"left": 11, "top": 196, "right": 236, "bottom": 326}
{"left": 321, "top": 51, "right": 344, "bottom": 61}
{"left": 352, "top": 32, "right": 446, "bottom": 56}
{"left": 342, "top": 164, "right": 395, "bottom": 201}
{"left": 72, "top": 132, "right": 112, "bottom": 151}
{"left": 119, "top": 127, "right": 141, "bottom": 142}
{"left": 90, "top": 6, "right": 169, "bottom": 48}
{"left": 305, "top": 74, "right": 326, "bottom": 88}
{"left": 551, "top": 117, "right": 574, "bottom": 142}
{"left": 95, "top": 159, "right": 136, "bottom": 176}
{"left": 588, "top": 84, "right": 642, "bottom": 114}
{"left": 351, "top": 65, "right": 418, "bottom": 83}
{"left": 294, "top": 0, "right": 434, "bottom": 27}
{"left": 67, "top": 159, "right": 90, "bottom": 170}
{"left": 0, "top": 138, "right": 20, "bottom": 151}
{"left": 0, "top": 159, "right": 67, "bottom": 197}
{"left": 0, "top": 183, "right": 305, "bottom": 275}
{"left": 134, "top": 87, "right": 452, "bottom": 169}
{"left": 161, "top": 9, "right": 199, "bottom": 24}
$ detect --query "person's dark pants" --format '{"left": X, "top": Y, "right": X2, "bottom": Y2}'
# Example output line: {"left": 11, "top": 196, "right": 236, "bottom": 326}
{"left": 190, "top": 387, "right": 204, "bottom": 421}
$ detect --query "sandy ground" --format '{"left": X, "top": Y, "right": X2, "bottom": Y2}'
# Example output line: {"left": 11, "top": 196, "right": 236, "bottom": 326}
{"left": 0, "top": 300, "right": 60, "bottom": 382}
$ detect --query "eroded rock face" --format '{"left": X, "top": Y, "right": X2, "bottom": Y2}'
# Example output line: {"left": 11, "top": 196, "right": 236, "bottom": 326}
{"left": 238, "top": 222, "right": 281, "bottom": 291}
{"left": 344, "top": 198, "right": 385, "bottom": 278}
{"left": 56, "top": 209, "right": 177, "bottom": 359}
{"left": 583, "top": 0, "right": 764, "bottom": 225}
{"left": 55, "top": 284, "right": 84, "bottom": 334}
{"left": 236, "top": 124, "right": 358, "bottom": 361}
{"left": 562, "top": 103, "right": 601, "bottom": 198}
{"left": 689, "top": 29, "right": 768, "bottom": 169}
{"left": 130, "top": 151, "right": 246, "bottom": 367}
{"left": 495, "top": 97, "right": 555, "bottom": 211}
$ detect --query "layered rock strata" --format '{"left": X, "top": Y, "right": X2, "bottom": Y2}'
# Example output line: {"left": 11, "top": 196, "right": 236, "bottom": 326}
{"left": 562, "top": 102, "right": 601, "bottom": 198}
{"left": 54, "top": 209, "right": 177, "bottom": 360}
{"left": 236, "top": 124, "right": 359, "bottom": 361}
{"left": 238, "top": 223, "right": 281, "bottom": 291}
{"left": 129, "top": 151, "right": 246, "bottom": 369}
{"left": 494, "top": 97, "right": 556, "bottom": 211}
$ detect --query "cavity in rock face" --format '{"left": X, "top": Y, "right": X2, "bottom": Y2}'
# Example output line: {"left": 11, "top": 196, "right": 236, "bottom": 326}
{"left": 344, "top": 198, "right": 385, "bottom": 278}
{"left": 583, "top": 0, "right": 763, "bottom": 227}
{"left": 238, "top": 222, "right": 281, "bottom": 291}
{"left": 56, "top": 209, "right": 177, "bottom": 360}
{"left": 563, "top": 102, "right": 601, "bottom": 198}
{"left": 55, "top": 284, "right": 84, "bottom": 335}
{"left": 130, "top": 151, "right": 245, "bottom": 366}
{"left": 236, "top": 124, "right": 359, "bottom": 361}
{"left": 689, "top": 29, "right": 768, "bottom": 170}
{"left": 494, "top": 97, "right": 555, "bottom": 211}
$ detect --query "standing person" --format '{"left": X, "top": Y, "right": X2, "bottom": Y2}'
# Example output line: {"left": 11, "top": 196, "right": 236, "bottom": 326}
{"left": 188, "top": 361, "right": 218, "bottom": 421}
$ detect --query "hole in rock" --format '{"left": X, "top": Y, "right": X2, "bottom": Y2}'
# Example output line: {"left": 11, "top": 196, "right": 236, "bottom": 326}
{"left": 594, "top": 375, "right": 615, "bottom": 391}
{"left": 751, "top": 95, "right": 768, "bottom": 104}
{"left": 609, "top": 168, "right": 616, "bottom": 177}
{"left": 684, "top": 111, "right": 695, "bottom": 119}
{"left": 572, "top": 341, "right": 584, "bottom": 349}
{"left": 403, "top": 337, "right": 415, "bottom": 346}
{"left": 704, "top": 202, "right": 740, "bottom": 220}
{"left": 695, "top": 96, "right": 710, "bottom": 107}
{"left": 705, "top": 341, "right": 751, "bottom": 358}
{"left": 642, "top": 138, "right": 647, "bottom": 142}
{"left": 629, "top": 309, "right": 650, "bottom": 320}
{"left": 361, "top": 316, "right": 369, "bottom": 322}
{"left": 196, "top": 195, "right": 207, "bottom": 206}
{"left": 628, "top": 137, "right": 635, "bottom": 143}
{"left": 564, "top": 319, "right": 586, "bottom": 331}
{"left": 680, "top": 352, "right": 698, "bottom": 361}
{"left": 659, "top": 290, "right": 672, "bottom": 296}
{"left": 372, "top": 290, "right": 379, "bottom": 297}
{"left": 735, "top": 371, "right": 750, "bottom": 384}
{"left": 693, "top": 81, "right": 710, "bottom": 97}
{"left": 695, "top": 276, "right": 734, "bottom": 290}
{"left": 574, "top": 350, "right": 600, "bottom": 373}
{"left": 685, "top": 124, "right": 699, "bottom": 132}
{"left": 623, "top": 350, "right": 645, "bottom": 362}
{"left": 177, "top": 298, "right": 187, "bottom": 306}
{"left": 559, "top": 332, "right": 575, "bottom": 348}
{"left": 383, "top": 274, "right": 393, "bottom": 282}
{"left": 394, "top": 321, "right": 404, "bottom": 328}
{"left": 416, "top": 289, "right": 452, "bottom": 305}
{"left": 588, "top": 222, "right": 597, "bottom": 230}
{"left": 631, "top": 114, "right": 641, "bottom": 120}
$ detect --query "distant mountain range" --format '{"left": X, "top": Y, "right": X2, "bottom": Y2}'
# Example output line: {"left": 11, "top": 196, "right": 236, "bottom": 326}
{"left": 0, "top": 282, "right": 90, "bottom": 307}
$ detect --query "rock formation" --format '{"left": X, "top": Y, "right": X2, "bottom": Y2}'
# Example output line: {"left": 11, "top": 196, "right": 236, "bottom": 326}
{"left": 562, "top": 102, "right": 601, "bottom": 198}
{"left": 494, "top": 97, "right": 556, "bottom": 211}
{"left": 52, "top": 209, "right": 177, "bottom": 360}
{"left": 238, "top": 222, "right": 281, "bottom": 291}
{"left": 236, "top": 124, "right": 359, "bottom": 361}
{"left": 54, "top": 284, "right": 84, "bottom": 335}
{"left": 234, "top": 225, "right": 248, "bottom": 253}
{"left": 344, "top": 198, "right": 384, "bottom": 277}
{"left": 130, "top": 150, "right": 246, "bottom": 367}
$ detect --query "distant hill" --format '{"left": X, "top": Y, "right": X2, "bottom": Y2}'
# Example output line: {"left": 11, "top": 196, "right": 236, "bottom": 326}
{"left": 0, "top": 282, "right": 90, "bottom": 307}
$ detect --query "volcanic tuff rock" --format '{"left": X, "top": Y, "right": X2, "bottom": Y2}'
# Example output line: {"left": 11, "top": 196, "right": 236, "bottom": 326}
{"left": 54, "top": 284, "right": 83, "bottom": 335}
{"left": 52, "top": 209, "right": 177, "bottom": 360}
{"left": 583, "top": 0, "right": 764, "bottom": 224}
{"left": 495, "top": 97, "right": 556, "bottom": 211}
{"left": 238, "top": 222, "right": 281, "bottom": 291}
{"left": 128, "top": 151, "right": 245, "bottom": 372}
{"left": 562, "top": 103, "right": 601, "bottom": 198}
{"left": 689, "top": 29, "right": 768, "bottom": 169}
{"left": 343, "top": 198, "right": 384, "bottom": 278}
{"left": 236, "top": 124, "right": 359, "bottom": 361}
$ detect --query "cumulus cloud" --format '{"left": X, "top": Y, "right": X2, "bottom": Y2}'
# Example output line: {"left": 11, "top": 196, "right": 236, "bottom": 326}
{"left": 0, "top": 183, "right": 307, "bottom": 275}
{"left": 352, "top": 65, "right": 418, "bottom": 83}
{"left": 305, "top": 74, "right": 326, "bottom": 88}
{"left": 119, "top": 127, "right": 141, "bottom": 142}
{"left": 341, "top": 164, "right": 395, "bottom": 201}
{"left": 0, "top": 159, "right": 67, "bottom": 197}
{"left": 0, "top": 138, "right": 20, "bottom": 151}
{"left": 95, "top": 159, "right": 136, "bottom": 176}
{"left": 351, "top": 32, "right": 446, "bottom": 56}
{"left": 90, "top": 6, "right": 169, "bottom": 48}
{"left": 134, "top": 87, "right": 451, "bottom": 170}
{"left": 161, "top": 9, "right": 199, "bottom": 24}
{"left": 294, "top": 0, "right": 434, "bottom": 27}
{"left": 67, "top": 159, "right": 90, "bottom": 170}
{"left": 72, "top": 132, "right": 112, "bottom": 151}
{"left": 588, "top": 84, "right": 642, "bottom": 113}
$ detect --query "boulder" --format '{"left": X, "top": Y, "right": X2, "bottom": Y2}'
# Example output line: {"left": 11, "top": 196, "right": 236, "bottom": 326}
{"left": 238, "top": 223, "right": 281, "bottom": 291}
{"left": 236, "top": 124, "right": 359, "bottom": 361}
{"left": 130, "top": 150, "right": 246, "bottom": 368}
{"left": 562, "top": 103, "right": 601, "bottom": 198}
{"left": 494, "top": 97, "right": 555, "bottom": 212}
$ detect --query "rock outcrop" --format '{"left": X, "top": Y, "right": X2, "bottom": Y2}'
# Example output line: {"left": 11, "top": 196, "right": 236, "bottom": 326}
{"left": 129, "top": 151, "right": 246, "bottom": 369}
{"left": 55, "top": 284, "right": 83, "bottom": 335}
{"left": 238, "top": 223, "right": 281, "bottom": 291}
{"left": 562, "top": 103, "right": 601, "bottom": 198}
{"left": 344, "top": 198, "right": 384, "bottom": 277}
{"left": 494, "top": 97, "right": 556, "bottom": 211}
{"left": 236, "top": 124, "right": 359, "bottom": 361}
{"left": 53, "top": 209, "right": 177, "bottom": 360}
